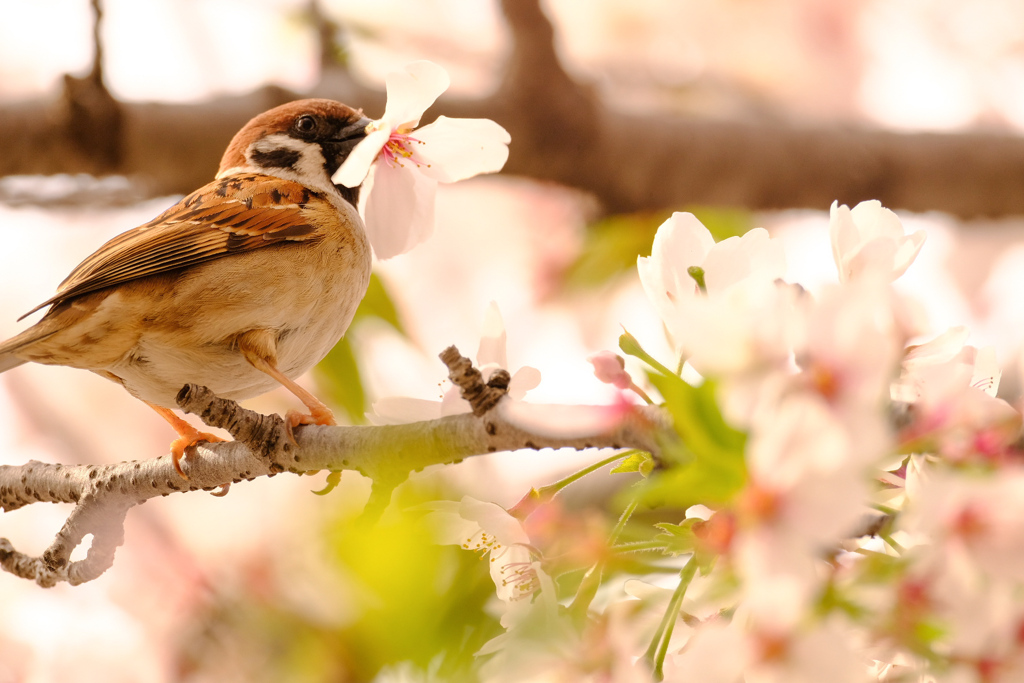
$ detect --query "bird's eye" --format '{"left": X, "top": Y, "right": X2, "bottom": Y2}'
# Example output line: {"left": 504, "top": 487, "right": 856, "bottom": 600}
{"left": 295, "top": 115, "right": 317, "bottom": 134}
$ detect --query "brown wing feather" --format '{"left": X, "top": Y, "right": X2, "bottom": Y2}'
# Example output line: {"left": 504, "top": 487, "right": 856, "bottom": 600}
{"left": 20, "top": 174, "right": 328, "bottom": 320}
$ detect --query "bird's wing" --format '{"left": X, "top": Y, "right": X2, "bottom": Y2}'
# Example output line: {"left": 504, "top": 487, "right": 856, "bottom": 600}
{"left": 20, "top": 174, "right": 335, "bottom": 320}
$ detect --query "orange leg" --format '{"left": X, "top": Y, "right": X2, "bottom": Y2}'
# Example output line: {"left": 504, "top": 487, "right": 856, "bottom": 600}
{"left": 237, "top": 330, "right": 337, "bottom": 439}
{"left": 146, "top": 402, "right": 226, "bottom": 479}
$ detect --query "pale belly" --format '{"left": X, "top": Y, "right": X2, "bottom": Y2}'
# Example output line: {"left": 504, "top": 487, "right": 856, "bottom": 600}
{"left": 98, "top": 237, "right": 371, "bottom": 407}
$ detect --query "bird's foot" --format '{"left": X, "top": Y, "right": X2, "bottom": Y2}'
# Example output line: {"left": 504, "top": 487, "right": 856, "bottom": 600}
{"left": 169, "top": 429, "right": 227, "bottom": 480}
{"left": 284, "top": 406, "right": 337, "bottom": 444}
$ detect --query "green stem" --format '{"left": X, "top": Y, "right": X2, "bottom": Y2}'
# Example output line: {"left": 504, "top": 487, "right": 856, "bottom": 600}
{"left": 686, "top": 265, "right": 707, "bottom": 294}
{"left": 567, "top": 563, "right": 603, "bottom": 624}
{"left": 535, "top": 451, "right": 636, "bottom": 499}
{"left": 568, "top": 494, "right": 641, "bottom": 620}
{"left": 644, "top": 557, "right": 697, "bottom": 681}
{"left": 611, "top": 540, "right": 665, "bottom": 554}
{"left": 619, "top": 330, "right": 677, "bottom": 379}
{"left": 609, "top": 497, "right": 639, "bottom": 544}
{"left": 880, "top": 532, "right": 905, "bottom": 554}
{"left": 628, "top": 380, "right": 655, "bottom": 405}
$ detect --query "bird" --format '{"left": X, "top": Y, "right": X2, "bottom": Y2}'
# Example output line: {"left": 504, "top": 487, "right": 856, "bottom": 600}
{"left": 0, "top": 99, "right": 374, "bottom": 478}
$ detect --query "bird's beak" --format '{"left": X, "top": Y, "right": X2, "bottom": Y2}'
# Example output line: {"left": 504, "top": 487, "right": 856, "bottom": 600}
{"left": 333, "top": 116, "right": 373, "bottom": 147}
{"left": 325, "top": 116, "right": 374, "bottom": 180}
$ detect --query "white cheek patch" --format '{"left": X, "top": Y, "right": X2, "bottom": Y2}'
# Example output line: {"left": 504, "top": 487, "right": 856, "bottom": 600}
{"left": 245, "top": 133, "right": 334, "bottom": 196}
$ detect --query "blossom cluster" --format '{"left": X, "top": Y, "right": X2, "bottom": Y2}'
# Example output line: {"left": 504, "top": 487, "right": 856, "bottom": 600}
{"left": 352, "top": 60, "right": 1024, "bottom": 683}
{"left": 393, "top": 201, "right": 1023, "bottom": 683}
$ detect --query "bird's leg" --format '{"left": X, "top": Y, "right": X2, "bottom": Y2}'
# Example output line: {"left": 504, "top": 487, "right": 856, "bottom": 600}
{"left": 145, "top": 402, "right": 226, "bottom": 479}
{"left": 236, "top": 329, "right": 337, "bottom": 441}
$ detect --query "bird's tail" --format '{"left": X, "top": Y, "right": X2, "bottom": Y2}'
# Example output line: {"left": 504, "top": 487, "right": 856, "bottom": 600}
{"left": 0, "top": 353, "right": 26, "bottom": 374}
{"left": 0, "top": 325, "right": 58, "bottom": 374}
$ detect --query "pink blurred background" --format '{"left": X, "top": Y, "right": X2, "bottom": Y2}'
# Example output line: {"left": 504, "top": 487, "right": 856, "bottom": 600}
{"left": 3, "top": 1, "right": 1024, "bottom": 680}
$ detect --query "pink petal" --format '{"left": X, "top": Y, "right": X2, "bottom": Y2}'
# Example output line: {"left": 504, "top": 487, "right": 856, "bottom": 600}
{"left": 382, "top": 60, "right": 451, "bottom": 129}
{"left": 332, "top": 127, "right": 390, "bottom": 188}
{"left": 499, "top": 401, "right": 629, "bottom": 439}
{"left": 367, "top": 397, "right": 442, "bottom": 424}
{"left": 363, "top": 163, "right": 438, "bottom": 259}
{"left": 440, "top": 386, "right": 472, "bottom": 416}
{"left": 588, "top": 351, "right": 631, "bottom": 390}
{"left": 412, "top": 117, "right": 511, "bottom": 183}
{"left": 508, "top": 366, "right": 541, "bottom": 401}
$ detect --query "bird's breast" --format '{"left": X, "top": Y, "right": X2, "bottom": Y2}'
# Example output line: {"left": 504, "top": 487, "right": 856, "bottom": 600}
{"left": 108, "top": 204, "right": 372, "bottom": 406}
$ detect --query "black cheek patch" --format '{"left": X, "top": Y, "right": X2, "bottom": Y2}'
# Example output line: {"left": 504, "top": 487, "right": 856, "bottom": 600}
{"left": 251, "top": 147, "right": 302, "bottom": 170}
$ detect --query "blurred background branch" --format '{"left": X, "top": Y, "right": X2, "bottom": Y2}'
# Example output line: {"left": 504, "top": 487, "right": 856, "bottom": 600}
{"left": 3, "top": 0, "right": 1024, "bottom": 218}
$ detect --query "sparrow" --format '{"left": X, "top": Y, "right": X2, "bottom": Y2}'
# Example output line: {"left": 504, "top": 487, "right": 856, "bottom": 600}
{"left": 0, "top": 99, "right": 374, "bottom": 478}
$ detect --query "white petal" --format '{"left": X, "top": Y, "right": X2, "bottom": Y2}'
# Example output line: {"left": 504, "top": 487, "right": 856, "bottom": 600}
{"left": 476, "top": 302, "right": 508, "bottom": 369}
{"left": 382, "top": 60, "right": 451, "bottom": 128}
{"left": 972, "top": 346, "right": 1002, "bottom": 397}
{"left": 332, "top": 127, "right": 390, "bottom": 188}
{"left": 363, "top": 163, "right": 438, "bottom": 259}
{"left": 890, "top": 229, "right": 927, "bottom": 280}
{"left": 412, "top": 117, "right": 511, "bottom": 183}
{"left": 702, "top": 227, "right": 786, "bottom": 296}
{"left": 850, "top": 199, "right": 904, "bottom": 241}
{"left": 829, "top": 201, "right": 858, "bottom": 282}
{"left": 649, "top": 213, "right": 716, "bottom": 295}
{"left": 419, "top": 503, "right": 485, "bottom": 546}
{"left": 459, "top": 497, "right": 531, "bottom": 546}
{"left": 637, "top": 212, "right": 714, "bottom": 345}
{"left": 845, "top": 237, "right": 899, "bottom": 281}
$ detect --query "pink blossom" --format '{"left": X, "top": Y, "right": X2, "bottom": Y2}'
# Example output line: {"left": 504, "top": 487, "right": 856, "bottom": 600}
{"left": 333, "top": 61, "right": 510, "bottom": 259}
{"left": 368, "top": 302, "right": 539, "bottom": 424}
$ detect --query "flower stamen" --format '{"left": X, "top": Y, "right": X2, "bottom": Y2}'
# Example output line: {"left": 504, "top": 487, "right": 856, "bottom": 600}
{"left": 498, "top": 559, "right": 540, "bottom": 600}
{"left": 381, "top": 132, "right": 427, "bottom": 169}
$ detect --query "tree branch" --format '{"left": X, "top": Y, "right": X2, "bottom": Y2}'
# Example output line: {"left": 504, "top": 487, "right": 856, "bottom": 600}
{"left": 0, "top": 346, "right": 667, "bottom": 587}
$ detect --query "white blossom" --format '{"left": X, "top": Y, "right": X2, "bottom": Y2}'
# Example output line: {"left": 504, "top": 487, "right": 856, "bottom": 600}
{"left": 829, "top": 200, "right": 926, "bottom": 283}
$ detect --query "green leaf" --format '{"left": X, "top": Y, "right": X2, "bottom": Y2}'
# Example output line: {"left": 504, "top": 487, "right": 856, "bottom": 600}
{"left": 326, "top": 512, "right": 501, "bottom": 677}
{"left": 352, "top": 272, "right": 405, "bottom": 334}
{"left": 688, "top": 206, "right": 754, "bottom": 243}
{"left": 639, "top": 372, "right": 748, "bottom": 509}
{"left": 562, "top": 206, "right": 754, "bottom": 291}
{"left": 611, "top": 451, "right": 655, "bottom": 477}
{"left": 316, "top": 336, "right": 367, "bottom": 424}
{"left": 649, "top": 372, "right": 747, "bottom": 458}
{"left": 565, "top": 212, "right": 670, "bottom": 289}
{"left": 653, "top": 520, "right": 698, "bottom": 556}
{"left": 312, "top": 470, "right": 343, "bottom": 496}
{"left": 817, "top": 580, "right": 866, "bottom": 620}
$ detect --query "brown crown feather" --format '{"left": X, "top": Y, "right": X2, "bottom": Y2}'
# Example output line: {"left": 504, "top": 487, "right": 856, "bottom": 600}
{"left": 218, "top": 99, "right": 363, "bottom": 174}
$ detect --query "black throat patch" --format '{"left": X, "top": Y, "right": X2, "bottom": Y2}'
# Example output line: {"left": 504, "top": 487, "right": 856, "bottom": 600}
{"left": 334, "top": 183, "right": 361, "bottom": 207}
